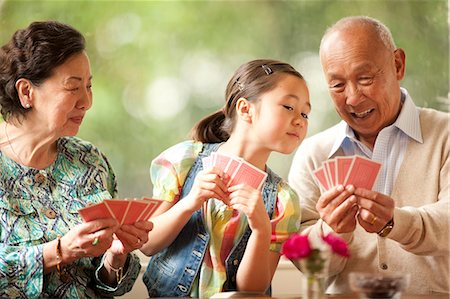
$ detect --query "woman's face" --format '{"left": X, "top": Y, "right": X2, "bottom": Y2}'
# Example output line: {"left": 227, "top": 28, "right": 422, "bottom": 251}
{"left": 27, "top": 51, "right": 92, "bottom": 138}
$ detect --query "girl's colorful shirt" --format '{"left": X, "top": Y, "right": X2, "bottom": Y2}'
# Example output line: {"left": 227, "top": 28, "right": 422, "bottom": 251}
{"left": 151, "top": 140, "right": 301, "bottom": 297}
{"left": 0, "top": 137, "right": 140, "bottom": 299}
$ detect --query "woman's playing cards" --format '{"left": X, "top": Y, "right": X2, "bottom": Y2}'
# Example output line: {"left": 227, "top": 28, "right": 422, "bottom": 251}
{"left": 313, "top": 155, "right": 381, "bottom": 191}
{"left": 78, "top": 198, "right": 162, "bottom": 225}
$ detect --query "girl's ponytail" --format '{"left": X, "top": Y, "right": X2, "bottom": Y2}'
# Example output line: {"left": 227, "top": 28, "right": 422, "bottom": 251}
{"left": 190, "top": 109, "right": 230, "bottom": 143}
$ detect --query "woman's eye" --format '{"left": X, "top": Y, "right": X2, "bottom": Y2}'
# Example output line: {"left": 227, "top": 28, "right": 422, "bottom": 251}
{"left": 283, "top": 105, "right": 294, "bottom": 111}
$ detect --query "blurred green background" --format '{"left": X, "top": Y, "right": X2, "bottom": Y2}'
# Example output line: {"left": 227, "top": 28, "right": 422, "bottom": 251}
{"left": 1, "top": 0, "right": 448, "bottom": 198}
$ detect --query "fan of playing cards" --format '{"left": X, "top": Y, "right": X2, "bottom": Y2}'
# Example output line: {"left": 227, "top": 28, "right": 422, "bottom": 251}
{"left": 313, "top": 155, "right": 382, "bottom": 191}
{"left": 202, "top": 152, "right": 268, "bottom": 190}
{"left": 78, "top": 198, "right": 162, "bottom": 225}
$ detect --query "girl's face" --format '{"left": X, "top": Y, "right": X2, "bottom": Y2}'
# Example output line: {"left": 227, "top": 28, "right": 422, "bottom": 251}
{"left": 251, "top": 74, "right": 310, "bottom": 154}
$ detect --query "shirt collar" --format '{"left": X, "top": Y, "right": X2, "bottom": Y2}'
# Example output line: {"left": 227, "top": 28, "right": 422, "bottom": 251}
{"left": 328, "top": 88, "right": 423, "bottom": 158}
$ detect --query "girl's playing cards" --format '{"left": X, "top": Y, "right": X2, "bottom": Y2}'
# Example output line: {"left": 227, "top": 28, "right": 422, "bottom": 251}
{"left": 313, "top": 155, "right": 381, "bottom": 190}
{"left": 203, "top": 152, "right": 267, "bottom": 190}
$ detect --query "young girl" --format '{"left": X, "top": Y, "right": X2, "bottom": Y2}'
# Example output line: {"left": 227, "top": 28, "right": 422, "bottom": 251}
{"left": 140, "top": 59, "right": 311, "bottom": 297}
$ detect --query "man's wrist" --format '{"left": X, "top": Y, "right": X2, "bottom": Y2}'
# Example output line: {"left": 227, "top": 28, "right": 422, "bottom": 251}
{"left": 377, "top": 218, "right": 394, "bottom": 237}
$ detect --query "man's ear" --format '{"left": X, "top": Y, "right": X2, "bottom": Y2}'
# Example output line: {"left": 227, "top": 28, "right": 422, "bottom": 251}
{"left": 15, "top": 78, "right": 33, "bottom": 109}
{"left": 393, "top": 48, "right": 406, "bottom": 81}
{"left": 235, "top": 97, "right": 253, "bottom": 122}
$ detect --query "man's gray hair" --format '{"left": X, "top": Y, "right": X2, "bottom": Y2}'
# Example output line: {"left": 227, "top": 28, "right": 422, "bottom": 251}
{"left": 320, "top": 16, "right": 396, "bottom": 52}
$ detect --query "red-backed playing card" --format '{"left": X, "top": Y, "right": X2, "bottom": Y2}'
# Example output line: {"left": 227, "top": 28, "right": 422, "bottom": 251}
{"left": 104, "top": 199, "right": 129, "bottom": 224}
{"left": 336, "top": 156, "right": 355, "bottom": 185}
{"left": 137, "top": 198, "right": 163, "bottom": 221}
{"left": 213, "top": 152, "right": 232, "bottom": 172}
{"left": 228, "top": 161, "right": 267, "bottom": 190}
{"left": 78, "top": 202, "right": 113, "bottom": 222}
{"left": 122, "top": 200, "right": 149, "bottom": 225}
{"left": 324, "top": 159, "right": 337, "bottom": 188}
{"left": 313, "top": 166, "right": 330, "bottom": 190}
{"left": 345, "top": 156, "right": 381, "bottom": 190}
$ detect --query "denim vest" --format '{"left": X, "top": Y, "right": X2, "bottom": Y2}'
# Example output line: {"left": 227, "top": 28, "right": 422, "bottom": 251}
{"left": 143, "top": 143, "right": 281, "bottom": 297}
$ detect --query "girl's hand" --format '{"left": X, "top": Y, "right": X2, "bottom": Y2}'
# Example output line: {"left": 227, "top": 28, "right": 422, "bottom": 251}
{"left": 60, "top": 218, "right": 119, "bottom": 264}
{"left": 108, "top": 220, "right": 154, "bottom": 255}
{"left": 185, "top": 168, "right": 230, "bottom": 212}
{"left": 228, "top": 184, "right": 270, "bottom": 234}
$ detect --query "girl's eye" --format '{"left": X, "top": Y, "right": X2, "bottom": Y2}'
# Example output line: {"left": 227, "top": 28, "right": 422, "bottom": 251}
{"left": 283, "top": 105, "right": 294, "bottom": 111}
{"left": 301, "top": 113, "right": 309, "bottom": 119}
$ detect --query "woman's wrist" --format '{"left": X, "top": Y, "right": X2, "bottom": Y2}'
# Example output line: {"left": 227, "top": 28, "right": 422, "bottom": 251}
{"left": 104, "top": 251, "right": 128, "bottom": 269}
{"left": 103, "top": 251, "right": 129, "bottom": 285}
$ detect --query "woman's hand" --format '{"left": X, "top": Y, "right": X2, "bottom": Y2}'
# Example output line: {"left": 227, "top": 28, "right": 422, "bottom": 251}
{"left": 60, "top": 218, "right": 119, "bottom": 264}
{"left": 108, "top": 220, "right": 154, "bottom": 255}
{"left": 228, "top": 184, "right": 270, "bottom": 234}
{"left": 184, "top": 168, "right": 230, "bottom": 212}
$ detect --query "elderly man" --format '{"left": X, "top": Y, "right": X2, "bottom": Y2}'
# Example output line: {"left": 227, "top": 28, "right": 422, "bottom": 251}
{"left": 288, "top": 16, "right": 449, "bottom": 295}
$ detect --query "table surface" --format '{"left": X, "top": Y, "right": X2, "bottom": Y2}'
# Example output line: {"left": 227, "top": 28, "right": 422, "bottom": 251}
{"left": 153, "top": 294, "right": 449, "bottom": 299}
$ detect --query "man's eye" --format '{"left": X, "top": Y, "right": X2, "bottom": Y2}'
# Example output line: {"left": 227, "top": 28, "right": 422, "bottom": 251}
{"left": 359, "top": 77, "right": 373, "bottom": 85}
{"left": 330, "top": 82, "right": 345, "bottom": 90}
{"left": 301, "top": 113, "right": 309, "bottom": 119}
{"left": 283, "top": 105, "right": 294, "bottom": 111}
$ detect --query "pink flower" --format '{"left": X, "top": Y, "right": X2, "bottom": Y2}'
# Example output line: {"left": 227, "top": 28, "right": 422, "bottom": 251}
{"left": 322, "top": 233, "right": 350, "bottom": 257}
{"left": 281, "top": 233, "right": 311, "bottom": 259}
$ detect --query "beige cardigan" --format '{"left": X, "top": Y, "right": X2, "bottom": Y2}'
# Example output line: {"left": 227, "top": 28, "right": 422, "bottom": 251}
{"left": 289, "top": 107, "right": 450, "bottom": 294}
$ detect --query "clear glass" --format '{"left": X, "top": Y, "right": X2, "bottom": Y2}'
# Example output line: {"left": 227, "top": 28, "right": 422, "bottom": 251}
{"left": 349, "top": 272, "right": 410, "bottom": 299}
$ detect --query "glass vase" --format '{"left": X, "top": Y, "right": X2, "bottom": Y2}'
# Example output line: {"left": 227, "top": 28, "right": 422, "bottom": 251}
{"left": 302, "top": 272, "right": 326, "bottom": 299}
{"left": 298, "top": 247, "right": 331, "bottom": 299}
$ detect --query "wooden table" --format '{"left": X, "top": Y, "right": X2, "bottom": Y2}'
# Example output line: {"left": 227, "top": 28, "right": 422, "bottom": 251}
{"left": 153, "top": 294, "right": 448, "bottom": 299}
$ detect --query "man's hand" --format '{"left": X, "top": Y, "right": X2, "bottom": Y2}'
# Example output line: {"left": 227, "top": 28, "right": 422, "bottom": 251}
{"left": 354, "top": 188, "right": 395, "bottom": 233}
{"left": 316, "top": 185, "right": 359, "bottom": 233}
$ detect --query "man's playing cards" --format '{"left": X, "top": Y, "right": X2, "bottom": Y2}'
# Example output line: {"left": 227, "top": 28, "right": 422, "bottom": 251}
{"left": 313, "top": 155, "right": 381, "bottom": 191}
{"left": 78, "top": 197, "right": 162, "bottom": 225}
{"left": 203, "top": 152, "right": 267, "bottom": 190}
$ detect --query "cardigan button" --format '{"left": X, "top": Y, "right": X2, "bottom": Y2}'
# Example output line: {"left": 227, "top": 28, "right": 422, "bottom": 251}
{"left": 177, "top": 285, "right": 188, "bottom": 292}
{"left": 380, "top": 263, "right": 388, "bottom": 270}
{"left": 233, "top": 259, "right": 239, "bottom": 266}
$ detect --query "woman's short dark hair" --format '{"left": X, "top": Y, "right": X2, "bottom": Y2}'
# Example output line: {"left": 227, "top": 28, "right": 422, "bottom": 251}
{"left": 0, "top": 21, "right": 86, "bottom": 121}
{"left": 190, "top": 59, "right": 304, "bottom": 143}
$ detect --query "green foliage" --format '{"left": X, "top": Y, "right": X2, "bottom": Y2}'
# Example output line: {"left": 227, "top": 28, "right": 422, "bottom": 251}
{"left": 1, "top": 0, "right": 448, "bottom": 196}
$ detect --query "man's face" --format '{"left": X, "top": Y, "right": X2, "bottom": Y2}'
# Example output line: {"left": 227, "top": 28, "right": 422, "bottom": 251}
{"left": 320, "top": 27, "right": 405, "bottom": 146}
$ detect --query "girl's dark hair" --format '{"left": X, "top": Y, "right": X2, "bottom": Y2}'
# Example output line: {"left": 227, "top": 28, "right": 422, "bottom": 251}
{"left": 0, "top": 21, "right": 86, "bottom": 121}
{"left": 190, "top": 59, "right": 304, "bottom": 143}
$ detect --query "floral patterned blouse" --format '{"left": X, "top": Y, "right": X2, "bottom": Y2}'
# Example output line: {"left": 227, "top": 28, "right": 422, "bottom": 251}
{"left": 0, "top": 137, "right": 140, "bottom": 299}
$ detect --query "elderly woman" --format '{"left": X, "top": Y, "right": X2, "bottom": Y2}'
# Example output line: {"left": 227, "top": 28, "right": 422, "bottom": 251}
{"left": 0, "top": 21, "right": 152, "bottom": 298}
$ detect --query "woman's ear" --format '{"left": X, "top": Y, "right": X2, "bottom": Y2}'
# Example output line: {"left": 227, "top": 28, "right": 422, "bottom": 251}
{"left": 15, "top": 78, "right": 33, "bottom": 109}
{"left": 235, "top": 97, "right": 253, "bottom": 122}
